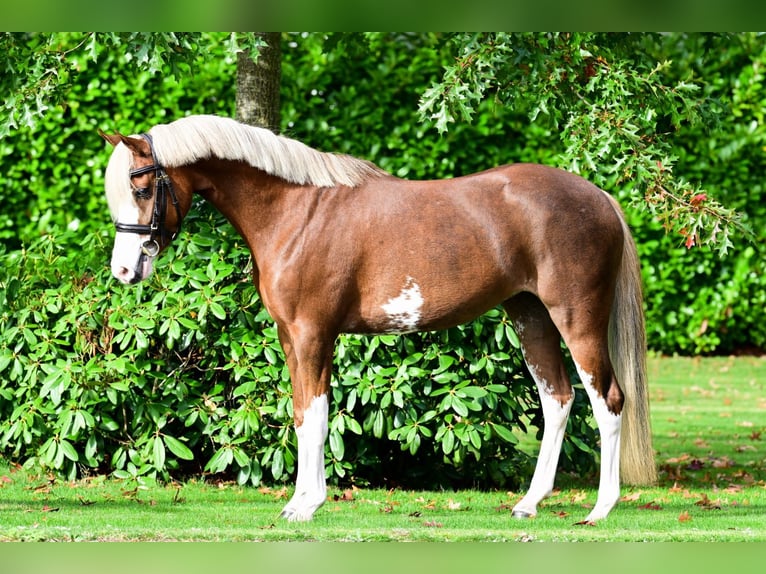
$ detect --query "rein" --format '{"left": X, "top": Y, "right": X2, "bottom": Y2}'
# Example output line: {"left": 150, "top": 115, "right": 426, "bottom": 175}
{"left": 114, "top": 133, "right": 182, "bottom": 257}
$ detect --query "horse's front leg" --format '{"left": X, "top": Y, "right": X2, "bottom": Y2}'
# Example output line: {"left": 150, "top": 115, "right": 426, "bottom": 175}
{"left": 276, "top": 323, "right": 335, "bottom": 522}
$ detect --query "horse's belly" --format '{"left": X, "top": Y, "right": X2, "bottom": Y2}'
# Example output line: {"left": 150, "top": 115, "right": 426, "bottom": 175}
{"left": 350, "top": 272, "right": 518, "bottom": 335}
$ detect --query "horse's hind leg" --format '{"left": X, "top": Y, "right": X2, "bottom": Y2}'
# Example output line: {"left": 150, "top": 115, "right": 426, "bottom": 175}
{"left": 504, "top": 293, "right": 574, "bottom": 518}
{"left": 548, "top": 304, "right": 624, "bottom": 522}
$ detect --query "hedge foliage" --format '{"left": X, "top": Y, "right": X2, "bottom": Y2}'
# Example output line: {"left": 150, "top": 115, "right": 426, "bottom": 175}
{"left": 0, "top": 34, "right": 764, "bottom": 488}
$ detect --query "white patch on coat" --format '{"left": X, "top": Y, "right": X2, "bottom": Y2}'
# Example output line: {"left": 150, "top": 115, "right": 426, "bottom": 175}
{"left": 381, "top": 277, "right": 424, "bottom": 333}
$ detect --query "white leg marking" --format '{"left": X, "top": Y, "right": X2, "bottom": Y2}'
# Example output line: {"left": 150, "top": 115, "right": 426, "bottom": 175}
{"left": 381, "top": 277, "right": 423, "bottom": 333}
{"left": 575, "top": 361, "right": 621, "bottom": 522}
{"left": 281, "top": 394, "right": 329, "bottom": 522}
{"left": 512, "top": 361, "right": 573, "bottom": 518}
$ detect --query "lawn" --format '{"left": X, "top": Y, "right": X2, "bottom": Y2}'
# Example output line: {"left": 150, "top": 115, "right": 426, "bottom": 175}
{"left": 0, "top": 356, "right": 763, "bottom": 543}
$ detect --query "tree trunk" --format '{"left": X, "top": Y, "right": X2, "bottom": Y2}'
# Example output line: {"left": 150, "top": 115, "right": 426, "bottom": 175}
{"left": 236, "top": 32, "right": 281, "bottom": 131}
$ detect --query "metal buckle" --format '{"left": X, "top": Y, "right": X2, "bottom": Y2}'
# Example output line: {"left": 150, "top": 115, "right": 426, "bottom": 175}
{"left": 141, "top": 240, "right": 160, "bottom": 257}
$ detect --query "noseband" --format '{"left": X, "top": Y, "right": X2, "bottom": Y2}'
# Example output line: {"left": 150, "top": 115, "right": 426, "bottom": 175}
{"left": 114, "top": 133, "right": 182, "bottom": 258}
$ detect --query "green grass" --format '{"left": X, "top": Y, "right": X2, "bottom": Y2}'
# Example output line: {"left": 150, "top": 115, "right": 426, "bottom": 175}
{"left": 0, "top": 356, "right": 764, "bottom": 542}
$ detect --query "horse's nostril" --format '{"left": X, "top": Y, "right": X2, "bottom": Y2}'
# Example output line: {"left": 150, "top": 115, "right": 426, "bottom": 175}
{"left": 113, "top": 266, "right": 136, "bottom": 284}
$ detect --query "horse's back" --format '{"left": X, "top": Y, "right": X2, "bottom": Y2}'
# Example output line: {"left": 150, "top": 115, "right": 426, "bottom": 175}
{"left": 499, "top": 163, "right": 624, "bottom": 255}
{"left": 336, "top": 163, "right": 625, "bottom": 334}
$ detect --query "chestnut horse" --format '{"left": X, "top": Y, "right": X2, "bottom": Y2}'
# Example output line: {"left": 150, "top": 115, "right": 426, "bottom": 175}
{"left": 101, "top": 114, "right": 656, "bottom": 522}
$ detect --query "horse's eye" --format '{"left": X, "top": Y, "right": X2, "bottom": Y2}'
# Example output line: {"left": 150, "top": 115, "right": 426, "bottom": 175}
{"left": 133, "top": 187, "right": 153, "bottom": 200}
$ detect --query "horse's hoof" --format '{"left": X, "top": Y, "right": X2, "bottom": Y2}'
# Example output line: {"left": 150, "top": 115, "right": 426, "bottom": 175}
{"left": 511, "top": 510, "right": 534, "bottom": 519}
{"left": 280, "top": 505, "right": 316, "bottom": 522}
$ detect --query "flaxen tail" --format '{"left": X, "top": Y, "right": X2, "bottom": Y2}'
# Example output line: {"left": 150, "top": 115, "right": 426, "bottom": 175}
{"left": 606, "top": 195, "right": 658, "bottom": 485}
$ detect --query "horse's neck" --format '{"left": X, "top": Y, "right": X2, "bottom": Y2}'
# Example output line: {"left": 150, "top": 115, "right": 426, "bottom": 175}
{"left": 196, "top": 162, "right": 311, "bottom": 258}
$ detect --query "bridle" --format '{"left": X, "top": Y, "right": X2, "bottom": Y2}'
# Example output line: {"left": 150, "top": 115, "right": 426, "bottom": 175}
{"left": 114, "top": 133, "right": 182, "bottom": 259}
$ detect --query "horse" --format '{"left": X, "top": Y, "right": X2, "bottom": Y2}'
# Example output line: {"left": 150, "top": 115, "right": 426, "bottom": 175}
{"left": 100, "top": 113, "right": 656, "bottom": 523}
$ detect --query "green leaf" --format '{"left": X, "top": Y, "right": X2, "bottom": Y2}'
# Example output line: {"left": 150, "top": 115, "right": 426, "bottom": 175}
{"left": 451, "top": 397, "right": 469, "bottom": 417}
{"left": 372, "top": 410, "right": 385, "bottom": 438}
{"left": 232, "top": 447, "right": 250, "bottom": 468}
{"left": 457, "top": 386, "right": 487, "bottom": 399}
{"left": 329, "top": 430, "right": 345, "bottom": 460}
{"left": 206, "top": 447, "right": 234, "bottom": 474}
{"left": 210, "top": 302, "right": 227, "bottom": 320}
{"left": 41, "top": 438, "right": 57, "bottom": 465}
{"left": 152, "top": 436, "right": 166, "bottom": 468}
{"left": 345, "top": 416, "right": 362, "bottom": 435}
{"left": 441, "top": 429, "right": 455, "bottom": 454}
{"left": 492, "top": 423, "right": 518, "bottom": 444}
{"left": 271, "top": 448, "right": 284, "bottom": 479}
{"left": 163, "top": 435, "right": 194, "bottom": 460}
{"left": 568, "top": 435, "right": 595, "bottom": 454}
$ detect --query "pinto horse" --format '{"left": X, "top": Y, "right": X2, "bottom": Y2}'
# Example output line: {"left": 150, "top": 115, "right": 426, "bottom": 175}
{"left": 101, "top": 114, "right": 656, "bottom": 522}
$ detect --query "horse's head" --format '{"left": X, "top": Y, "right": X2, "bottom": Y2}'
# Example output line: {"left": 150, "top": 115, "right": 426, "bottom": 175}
{"left": 101, "top": 130, "right": 185, "bottom": 285}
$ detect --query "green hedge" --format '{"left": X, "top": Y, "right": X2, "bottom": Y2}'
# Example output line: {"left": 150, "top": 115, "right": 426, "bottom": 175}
{"left": 632, "top": 34, "right": 766, "bottom": 354}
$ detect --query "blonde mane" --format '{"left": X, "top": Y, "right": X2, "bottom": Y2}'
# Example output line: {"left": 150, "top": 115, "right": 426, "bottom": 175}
{"left": 150, "top": 114, "right": 387, "bottom": 187}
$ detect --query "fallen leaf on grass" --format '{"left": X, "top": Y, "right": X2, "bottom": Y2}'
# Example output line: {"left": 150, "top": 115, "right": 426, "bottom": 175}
{"left": 732, "top": 470, "right": 755, "bottom": 484}
{"left": 257, "top": 486, "right": 289, "bottom": 500}
{"left": 551, "top": 510, "right": 569, "bottom": 518}
{"left": 666, "top": 454, "right": 690, "bottom": 464}
{"left": 638, "top": 501, "right": 662, "bottom": 511}
{"left": 620, "top": 492, "right": 642, "bottom": 502}
{"left": 332, "top": 489, "right": 355, "bottom": 502}
{"left": 569, "top": 491, "right": 588, "bottom": 504}
{"left": 661, "top": 464, "right": 685, "bottom": 481}
{"left": 678, "top": 511, "right": 692, "bottom": 523}
{"left": 668, "top": 482, "right": 691, "bottom": 496}
{"left": 423, "top": 521, "right": 443, "bottom": 528}
{"left": 574, "top": 520, "right": 597, "bottom": 527}
{"left": 41, "top": 505, "right": 59, "bottom": 513}
{"left": 417, "top": 498, "right": 437, "bottom": 510}
{"left": 695, "top": 493, "right": 722, "bottom": 509}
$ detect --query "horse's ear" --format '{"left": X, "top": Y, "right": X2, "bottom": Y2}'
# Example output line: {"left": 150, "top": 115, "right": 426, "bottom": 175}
{"left": 98, "top": 130, "right": 151, "bottom": 157}
{"left": 99, "top": 129, "right": 123, "bottom": 147}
